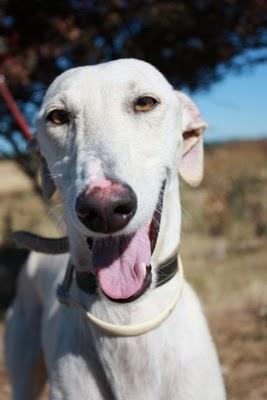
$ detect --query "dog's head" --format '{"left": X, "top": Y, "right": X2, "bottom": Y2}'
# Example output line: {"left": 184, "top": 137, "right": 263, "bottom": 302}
{"left": 34, "top": 59, "right": 206, "bottom": 301}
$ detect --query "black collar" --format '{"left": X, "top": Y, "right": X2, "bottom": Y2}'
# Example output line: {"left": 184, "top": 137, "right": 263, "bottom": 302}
{"left": 75, "top": 255, "right": 178, "bottom": 300}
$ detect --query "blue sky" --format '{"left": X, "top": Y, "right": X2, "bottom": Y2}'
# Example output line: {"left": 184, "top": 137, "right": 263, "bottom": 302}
{"left": 193, "top": 62, "right": 267, "bottom": 142}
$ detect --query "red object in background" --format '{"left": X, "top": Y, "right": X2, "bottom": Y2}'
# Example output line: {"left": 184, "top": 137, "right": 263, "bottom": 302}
{"left": 0, "top": 75, "right": 33, "bottom": 141}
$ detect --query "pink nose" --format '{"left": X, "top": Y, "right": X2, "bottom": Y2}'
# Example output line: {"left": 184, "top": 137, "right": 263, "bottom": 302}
{"left": 75, "top": 180, "right": 137, "bottom": 234}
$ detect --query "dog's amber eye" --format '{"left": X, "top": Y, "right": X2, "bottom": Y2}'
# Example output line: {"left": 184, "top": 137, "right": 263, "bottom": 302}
{"left": 134, "top": 96, "right": 159, "bottom": 112}
{"left": 47, "top": 109, "right": 70, "bottom": 125}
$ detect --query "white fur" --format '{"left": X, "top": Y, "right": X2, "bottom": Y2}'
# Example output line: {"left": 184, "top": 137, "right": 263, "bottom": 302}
{"left": 5, "top": 59, "right": 226, "bottom": 399}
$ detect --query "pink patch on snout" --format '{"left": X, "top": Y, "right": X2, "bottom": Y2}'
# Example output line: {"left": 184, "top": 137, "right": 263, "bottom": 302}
{"left": 88, "top": 178, "right": 112, "bottom": 190}
{"left": 85, "top": 180, "right": 126, "bottom": 199}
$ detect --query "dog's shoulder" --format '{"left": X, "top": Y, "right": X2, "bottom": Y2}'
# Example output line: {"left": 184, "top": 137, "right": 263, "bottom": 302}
{"left": 17, "top": 252, "right": 69, "bottom": 305}
{"left": 24, "top": 251, "right": 68, "bottom": 278}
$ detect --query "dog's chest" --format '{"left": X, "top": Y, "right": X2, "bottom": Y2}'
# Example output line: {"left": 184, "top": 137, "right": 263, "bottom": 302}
{"left": 92, "top": 327, "right": 179, "bottom": 400}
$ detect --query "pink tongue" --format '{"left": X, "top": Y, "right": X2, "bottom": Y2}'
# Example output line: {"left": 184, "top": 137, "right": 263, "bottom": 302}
{"left": 92, "top": 227, "right": 151, "bottom": 300}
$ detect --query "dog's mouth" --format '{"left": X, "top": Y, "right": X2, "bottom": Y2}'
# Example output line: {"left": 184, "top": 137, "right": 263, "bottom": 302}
{"left": 85, "top": 183, "right": 165, "bottom": 302}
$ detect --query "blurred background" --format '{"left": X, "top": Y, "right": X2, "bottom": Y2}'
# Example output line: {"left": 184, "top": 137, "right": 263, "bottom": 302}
{"left": 0, "top": 1, "right": 266, "bottom": 399}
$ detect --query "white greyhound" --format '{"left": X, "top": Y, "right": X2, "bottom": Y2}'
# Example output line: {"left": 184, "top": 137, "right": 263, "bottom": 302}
{"left": 5, "top": 59, "right": 226, "bottom": 400}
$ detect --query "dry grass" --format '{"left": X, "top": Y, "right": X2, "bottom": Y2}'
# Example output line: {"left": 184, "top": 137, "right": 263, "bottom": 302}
{"left": 0, "top": 140, "right": 267, "bottom": 399}
{"left": 182, "top": 236, "right": 267, "bottom": 400}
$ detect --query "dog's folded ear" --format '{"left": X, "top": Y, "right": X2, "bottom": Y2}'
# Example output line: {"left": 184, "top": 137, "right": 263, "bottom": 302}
{"left": 27, "top": 137, "right": 56, "bottom": 201}
{"left": 177, "top": 92, "right": 207, "bottom": 187}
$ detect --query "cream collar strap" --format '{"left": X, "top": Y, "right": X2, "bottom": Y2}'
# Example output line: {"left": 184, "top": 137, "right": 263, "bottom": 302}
{"left": 57, "top": 255, "right": 184, "bottom": 337}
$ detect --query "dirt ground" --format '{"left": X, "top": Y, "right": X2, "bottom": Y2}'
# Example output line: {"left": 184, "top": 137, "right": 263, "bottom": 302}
{"left": 0, "top": 161, "right": 33, "bottom": 196}
{"left": 0, "top": 141, "right": 266, "bottom": 399}
{"left": 183, "top": 237, "right": 267, "bottom": 400}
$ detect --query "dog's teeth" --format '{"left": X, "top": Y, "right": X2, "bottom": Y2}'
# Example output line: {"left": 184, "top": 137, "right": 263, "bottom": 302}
{"left": 141, "top": 262, "right": 147, "bottom": 278}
